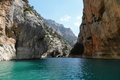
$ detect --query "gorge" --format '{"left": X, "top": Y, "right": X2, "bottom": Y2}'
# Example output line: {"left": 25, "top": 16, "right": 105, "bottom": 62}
{"left": 0, "top": 0, "right": 120, "bottom": 61}
{"left": 71, "top": 0, "right": 120, "bottom": 59}
{"left": 0, "top": 0, "right": 120, "bottom": 80}
{"left": 0, "top": 0, "right": 72, "bottom": 61}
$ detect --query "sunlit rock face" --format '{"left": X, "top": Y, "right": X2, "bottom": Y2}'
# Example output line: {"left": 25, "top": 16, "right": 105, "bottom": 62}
{"left": 43, "top": 19, "right": 77, "bottom": 46}
{"left": 0, "top": 0, "right": 47, "bottom": 60}
{"left": 0, "top": 0, "right": 16, "bottom": 61}
{"left": 0, "top": 0, "right": 71, "bottom": 61}
{"left": 71, "top": 0, "right": 120, "bottom": 59}
{"left": 41, "top": 23, "right": 71, "bottom": 58}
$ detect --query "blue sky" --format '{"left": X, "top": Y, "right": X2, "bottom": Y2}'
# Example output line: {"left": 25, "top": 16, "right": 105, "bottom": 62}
{"left": 29, "top": 0, "right": 83, "bottom": 36}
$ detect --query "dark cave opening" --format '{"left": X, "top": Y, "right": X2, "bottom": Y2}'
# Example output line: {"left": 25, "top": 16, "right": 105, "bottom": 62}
{"left": 70, "top": 42, "right": 84, "bottom": 55}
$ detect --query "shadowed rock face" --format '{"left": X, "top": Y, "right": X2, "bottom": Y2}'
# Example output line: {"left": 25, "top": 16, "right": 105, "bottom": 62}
{"left": 71, "top": 0, "right": 120, "bottom": 59}
{"left": 0, "top": 0, "right": 71, "bottom": 61}
{"left": 70, "top": 42, "right": 84, "bottom": 55}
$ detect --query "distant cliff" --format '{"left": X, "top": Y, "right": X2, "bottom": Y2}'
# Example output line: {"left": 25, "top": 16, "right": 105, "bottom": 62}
{"left": 71, "top": 0, "right": 120, "bottom": 59}
{"left": 0, "top": 0, "right": 71, "bottom": 61}
{"left": 43, "top": 19, "right": 77, "bottom": 46}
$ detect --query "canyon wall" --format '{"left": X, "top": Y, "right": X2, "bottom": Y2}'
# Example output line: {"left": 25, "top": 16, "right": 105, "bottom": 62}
{"left": 0, "top": 0, "right": 16, "bottom": 60}
{"left": 43, "top": 19, "right": 77, "bottom": 46}
{"left": 0, "top": 0, "right": 47, "bottom": 60}
{"left": 72, "top": 0, "right": 120, "bottom": 59}
{"left": 0, "top": 0, "right": 71, "bottom": 61}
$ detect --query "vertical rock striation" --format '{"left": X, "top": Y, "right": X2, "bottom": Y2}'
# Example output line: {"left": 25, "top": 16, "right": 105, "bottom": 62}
{"left": 71, "top": 0, "right": 120, "bottom": 59}
{"left": 0, "top": 0, "right": 16, "bottom": 61}
{"left": 0, "top": 0, "right": 71, "bottom": 61}
{"left": 0, "top": 0, "right": 47, "bottom": 60}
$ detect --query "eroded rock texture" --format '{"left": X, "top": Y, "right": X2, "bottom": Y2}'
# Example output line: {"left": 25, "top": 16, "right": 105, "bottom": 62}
{"left": 0, "top": 0, "right": 70, "bottom": 61}
{"left": 0, "top": 0, "right": 16, "bottom": 61}
{"left": 72, "top": 0, "right": 120, "bottom": 59}
{"left": 0, "top": 0, "right": 47, "bottom": 60}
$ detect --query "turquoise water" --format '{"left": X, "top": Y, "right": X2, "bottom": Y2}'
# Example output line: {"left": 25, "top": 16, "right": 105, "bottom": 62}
{"left": 0, "top": 58, "right": 120, "bottom": 80}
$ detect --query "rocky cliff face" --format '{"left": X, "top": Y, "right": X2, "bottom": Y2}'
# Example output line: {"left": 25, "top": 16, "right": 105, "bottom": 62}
{"left": 0, "top": 0, "right": 70, "bottom": 61}
{"left": 43, "top": 19, "right": 77, "bottom": 46}
{"left": 0, "top": 0, "right": 16, "bottom": 61}
{"left": 71, "top": 0, "right": 120, "bottom": 59}
{"left": 41, "top": 23, "right": 71, "bottom": 58}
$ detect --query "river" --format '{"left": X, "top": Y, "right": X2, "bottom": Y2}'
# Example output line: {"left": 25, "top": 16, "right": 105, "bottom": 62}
{"left": 0, "top": 58, "right": 120, "bottom": 80}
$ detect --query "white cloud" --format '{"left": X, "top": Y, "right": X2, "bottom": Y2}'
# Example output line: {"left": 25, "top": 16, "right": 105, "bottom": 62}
{"left": 65, "top": 25, "right": 70, "bottom": 28}
{"left": 74, "top": 22, "right": 81, "bottom": 27}
{"left": 60, "top": 15, "right": 71, "bottom": 22}
{"left": 76, "top": 16, "right": 81, "bottom": 20}
{"left": 75, "top": 33, "right": 78, "bottom": 37}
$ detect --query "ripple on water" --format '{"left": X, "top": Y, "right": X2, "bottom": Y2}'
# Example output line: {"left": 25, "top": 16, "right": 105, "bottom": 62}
{"left": 0, "top": 58, "right": 120, "bottom": 80}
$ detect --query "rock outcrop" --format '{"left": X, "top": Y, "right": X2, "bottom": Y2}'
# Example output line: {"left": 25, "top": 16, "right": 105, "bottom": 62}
{"left": 43, "top": 19, "right": 77, "bottom": 46}
{"left": 41, "top": 23, "right": 71, "bottom": 58}
{"left": 0, "top": 0, "right": 71, "bottom": 61}
{"left": 0, "top": 0, "right": 16, "bottom": 61}
{"left": 71, "top": 0, "right": 120, "bottom": 59}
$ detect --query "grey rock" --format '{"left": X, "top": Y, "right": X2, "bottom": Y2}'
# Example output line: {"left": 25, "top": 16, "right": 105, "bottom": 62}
{"left": 0, "top": 0, "right": 71, "bottom": 61}
{"left": 43, "top": 19, "right": 77, "bottom": 46}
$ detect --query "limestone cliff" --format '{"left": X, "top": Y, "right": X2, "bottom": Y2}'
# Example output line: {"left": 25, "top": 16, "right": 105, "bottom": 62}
{"left": 41, "top": 23, "right": 71, "bottom": 58}
{"left": 43, "top": 19, "right": 77, "bottom": 46}
{"left": 0, "top": 0, "right": 70, "bottom": 61}
{"left": 71, "top": 0, "right": 120, "bottom": 59}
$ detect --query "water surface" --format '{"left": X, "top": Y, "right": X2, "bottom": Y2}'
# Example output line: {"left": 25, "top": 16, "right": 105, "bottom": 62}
{"left": 0, "top": 58, "right": 120, "bottom": 80}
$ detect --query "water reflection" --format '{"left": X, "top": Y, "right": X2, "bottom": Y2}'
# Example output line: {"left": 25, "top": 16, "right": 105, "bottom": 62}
{"left": 0, "top": 61, "right": 15, "bottom": 79}
{"left": 80, "top": 59, "right": 120, "bottom": 80}
{"left": 0, "top": 58, "right": 120, "bottom": 80}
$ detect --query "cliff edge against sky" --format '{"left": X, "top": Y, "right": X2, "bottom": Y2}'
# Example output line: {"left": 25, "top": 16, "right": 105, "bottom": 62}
{"left": 0, "top": 0, "right": 71, "bottom": 61}
{"left": 71, "top": 0, "right": 120, "bottom": 59}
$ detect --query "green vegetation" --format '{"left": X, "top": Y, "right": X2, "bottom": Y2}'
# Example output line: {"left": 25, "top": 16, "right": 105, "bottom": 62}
{"left": 43, "top": 21, "right": 70, "bottom": 56}
{"left": 0, "top": 1, "right": 3, "bottom": 5}
{"left": 10, "top": 0, "right": 13, "bottom": 4}
{"left": 24, "top": 6, "right": 34, "bottom": 19}
{"left": 22, "top": 0, "right": 28, "bottom": 3}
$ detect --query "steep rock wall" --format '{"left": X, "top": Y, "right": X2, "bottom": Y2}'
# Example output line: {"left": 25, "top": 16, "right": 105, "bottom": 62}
{"left": 0, "top": 0, "right": 16, "bottom": 60}
{"left": 0, "top": 0, "right": 71, "bottom": 61}
{"left": 72, "top": 0, "right": 120, "bottom": 59}
{"left": 0, "top": 0, "right": 47, "bottom": 60}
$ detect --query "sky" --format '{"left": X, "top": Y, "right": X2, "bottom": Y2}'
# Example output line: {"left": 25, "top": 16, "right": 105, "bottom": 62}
{"left": 28, "top": 0, "right": 83, "bottom": 36}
